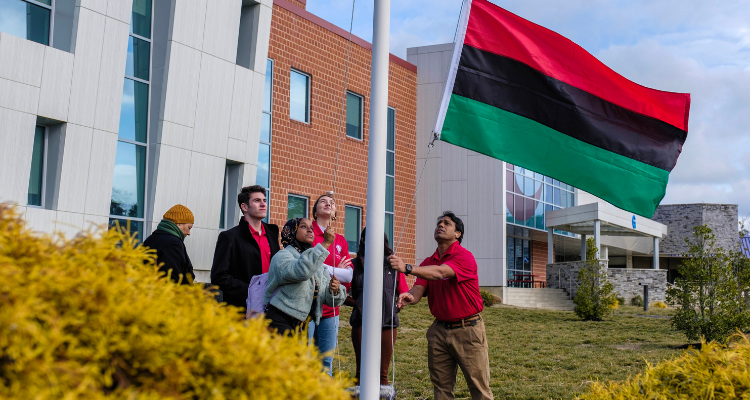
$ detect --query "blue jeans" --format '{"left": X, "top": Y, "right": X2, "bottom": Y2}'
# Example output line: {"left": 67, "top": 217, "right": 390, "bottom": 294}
{"left": 308, "top": 315, "right": 339, "bottom": 376}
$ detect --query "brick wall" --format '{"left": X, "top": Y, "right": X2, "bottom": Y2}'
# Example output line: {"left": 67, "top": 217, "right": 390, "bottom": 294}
{"left": 267, "top": 2, "right": 418, "bottom": 265}
{"left": 531, "top": 239, "right": 547, "bottom": 284}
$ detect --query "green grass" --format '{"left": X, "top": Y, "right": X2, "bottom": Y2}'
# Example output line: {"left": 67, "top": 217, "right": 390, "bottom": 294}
{"left": 332, "top": 303, "right": 685, "bottom": 399}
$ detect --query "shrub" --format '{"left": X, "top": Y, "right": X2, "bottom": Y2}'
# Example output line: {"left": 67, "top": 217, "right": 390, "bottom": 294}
{"left": 480, "top": 290, "right": 496, "bottom": 307}
{"left": 630, "top": 295, "right": 643, "bottom": 307}
{"left": 0, "top": 205, "right": 352, "bottom": 399}
{"left": 574, "top": 238, "right": 618, "bottom": 321}
{"left": 651, "top": 301, "right": 668, "bottom": 309}
{"left": 579, "top": 334, "right": 750, "bottom": 399}
{"left": 667, "top": 225, "right": 750, "bottom": 343}
{"left": 616, "top": 296, "right": 626, "bottom": 306}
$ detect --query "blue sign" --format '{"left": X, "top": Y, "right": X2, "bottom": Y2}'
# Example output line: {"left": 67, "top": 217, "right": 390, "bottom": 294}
{"left": 632, "top": 215, "right": 637, "bottom": 229}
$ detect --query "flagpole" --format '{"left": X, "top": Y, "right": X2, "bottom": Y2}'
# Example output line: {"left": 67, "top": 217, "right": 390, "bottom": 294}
{"left": 360, "top": 0, "right": 389, "bottom": 398}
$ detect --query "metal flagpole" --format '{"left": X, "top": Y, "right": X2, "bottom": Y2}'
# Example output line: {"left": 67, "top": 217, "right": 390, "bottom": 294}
{"left": 360, "top": 0, "right": 389, "bottom": 398}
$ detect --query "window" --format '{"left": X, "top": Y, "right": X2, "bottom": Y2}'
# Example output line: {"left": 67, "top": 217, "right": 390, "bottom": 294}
{"left": 345, "top": 205, "right": 361, "bottom": 253}
{"left": 385, "top": 107, "right": 395, "bottom": 244}
{"left": 110, "top": 0, "right": 152, "bottom": 242}
{"left": 346, "top": 91, "right": 363, "bottom": 139}
{"left": 258, "top": 59, "right": 274, "bottom": 223}
{"left": 290, "top": 69, "right": 310, "bottom": 123}
{"left": 505, "top": 163, "right": 575, "bottom": 233}
{"left": 219, "top": 163, "right": 243, "bottom": 230}
{"left": 287, "top": 194, "right": 308, "bottom": 220}
{"left": 507, "top": 237, "right": 532, "bottom": 287}
{"left": 27, "top": 125, "right": 46, "bottom": 206}
{"left": 236, "top": 2, "right": 260, "bottom": 69}
{"left": 0, "top": 0, "right": 52, "bottom": 45}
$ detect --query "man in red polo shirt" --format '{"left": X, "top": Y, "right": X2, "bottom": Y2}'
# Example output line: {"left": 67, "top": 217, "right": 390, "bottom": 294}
{"left": 389, "top": 211, "right": 492, "bottom": 400}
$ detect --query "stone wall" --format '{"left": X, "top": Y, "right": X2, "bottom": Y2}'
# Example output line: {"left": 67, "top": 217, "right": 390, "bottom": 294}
{"left": 547, "top": 262, "right": 667, "bottom": 302}
{"left": 608, "top": 269, "right": 667, "bottom": 303}
{"left": 652, "top": 204, "right": 739, "bottom": 256}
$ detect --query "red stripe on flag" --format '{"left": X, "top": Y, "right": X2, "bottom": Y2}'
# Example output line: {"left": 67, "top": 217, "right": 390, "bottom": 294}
{"left": 464, "top": 0, "right": 690, "bottom": 131}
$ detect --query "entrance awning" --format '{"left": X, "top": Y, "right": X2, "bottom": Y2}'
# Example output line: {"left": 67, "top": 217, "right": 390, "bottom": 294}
{"left": 545, "top": 202, "right": 668, "bottom": 268}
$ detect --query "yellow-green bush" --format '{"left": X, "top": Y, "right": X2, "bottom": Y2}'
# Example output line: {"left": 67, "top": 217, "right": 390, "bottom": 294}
{"left": 0, "top": 205, "right": 352, "bottom": 399}
{"left": 579, "top": 334, "right": 750, "bottom": 399}
{"left": 651, "top": 301, "right": 667, "bottom": 309}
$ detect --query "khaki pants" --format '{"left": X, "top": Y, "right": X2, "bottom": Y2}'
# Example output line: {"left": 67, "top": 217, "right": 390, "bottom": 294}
{"left": 426, "top": 317, "right": 493, "bottom": 400}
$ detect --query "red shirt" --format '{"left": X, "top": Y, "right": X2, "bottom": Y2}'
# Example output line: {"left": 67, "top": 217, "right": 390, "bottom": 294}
{"left": 312, "top": 221, "right": 351, "bottom": 318}
{"left": 414, "top": 241, "right": 484, "bottom": 322}
{"left": 249, "top": 222, "right": 272, "bottom": 273}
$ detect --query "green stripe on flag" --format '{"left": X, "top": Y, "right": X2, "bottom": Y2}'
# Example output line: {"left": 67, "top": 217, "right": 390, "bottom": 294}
{"left": 441, "top": 94, "right": 669, "bottom": 217}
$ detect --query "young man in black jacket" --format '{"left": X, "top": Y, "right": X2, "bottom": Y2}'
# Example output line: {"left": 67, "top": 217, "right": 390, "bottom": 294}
{"left": 143, "top": 204, "right": 195, "bottom": 285}
{"left": 211, "top": 185, "right": 280, "bottom": 310}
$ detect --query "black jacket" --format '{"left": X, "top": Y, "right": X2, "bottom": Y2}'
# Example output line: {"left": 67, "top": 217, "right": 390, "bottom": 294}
{"left": 143, "top": 229, "right": 195, "bottom": 285}
{"left": 349, "top": 256, "right": 401, "bottom": 329}
{"left": 211, "top": 217, "right": 280, "bottom": 309}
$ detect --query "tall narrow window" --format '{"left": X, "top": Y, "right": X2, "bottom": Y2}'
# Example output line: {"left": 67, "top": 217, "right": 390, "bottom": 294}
{"left": 219, "top": 166, "right": 228, "bottom": 230}
{"left": 287, "top": 194, "right": 308, "bottom": 220}
{"left": 345, "top": 205, "right": 361, "bottom": 253}
{"left": 258, "top": 59, "right": 274, "bottom": 223}
{"left": 27, "top": 125, "right": 46, "bottom": 206}
{"left": 290, "top": 69, "right": 310, "bottom": 123}
{"left": 0, "top": 0, "right": 52, "bottom": 45}
{"left": 385, "top": 107, "right": 396, "bottom": 244}
{"left": 110, "top": 0, "right": 152, "bottom": 242}
{"left": 346, "top": 91, "right": 363, "bottom": 139}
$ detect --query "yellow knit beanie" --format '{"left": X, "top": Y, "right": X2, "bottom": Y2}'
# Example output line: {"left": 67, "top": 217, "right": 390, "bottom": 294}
{"left": 163, "top": 204, "right": 194, "bottom": 224}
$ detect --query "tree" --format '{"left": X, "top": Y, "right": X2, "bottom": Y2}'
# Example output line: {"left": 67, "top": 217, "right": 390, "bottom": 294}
{"left": 666, "top": 225, "right": 750, "bottom": 343}
{"left": 574, "top": 237, "right": 618, "bottom": 321}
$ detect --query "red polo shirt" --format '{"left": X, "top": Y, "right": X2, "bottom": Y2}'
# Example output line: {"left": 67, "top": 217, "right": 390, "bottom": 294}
{"left": 313, "top": 221, "right": 351, "bottom": 318}
{"left": 414, "top": 241, "right": 484, "bottom": 322}
{"left": 249, "top": 222, "right": 272, "bottom": 273}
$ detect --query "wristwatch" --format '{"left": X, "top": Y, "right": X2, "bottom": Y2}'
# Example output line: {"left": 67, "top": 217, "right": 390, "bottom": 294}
{"left": 404, "top": 264, "right": 413, "bottom": 276}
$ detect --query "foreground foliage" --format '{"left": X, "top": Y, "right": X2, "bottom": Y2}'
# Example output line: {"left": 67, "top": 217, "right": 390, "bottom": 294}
{"left": 574, "top": 238, "right": 618, "bottom": 321}
{"left": 667, "top": 225, "right": 750, "bottom": 343}
{"left": 0, "top": 205, "right": 352, "bottom": 399}
{"left": 580, "top": 334, "right": 750, "bottom": 399}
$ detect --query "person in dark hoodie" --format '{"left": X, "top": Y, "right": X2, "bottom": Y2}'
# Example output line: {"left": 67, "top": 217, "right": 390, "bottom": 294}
{"left": 348, "top": 227, "right": 409, "bottom": 385}
{"left": 211, "top": 185, "right": 281, "bottom": 311}
{"left": 143, "top": 204, "right": 195, "bottom": 285}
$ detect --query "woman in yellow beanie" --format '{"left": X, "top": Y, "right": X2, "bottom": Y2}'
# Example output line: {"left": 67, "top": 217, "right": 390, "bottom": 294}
{"left": 143, "top": 204, "right": 195, "bottom": 285}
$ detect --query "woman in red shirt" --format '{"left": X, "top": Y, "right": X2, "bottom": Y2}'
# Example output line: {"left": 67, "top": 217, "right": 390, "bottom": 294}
{"left": 309, "top": 194, "right": 353, "bottom": 376}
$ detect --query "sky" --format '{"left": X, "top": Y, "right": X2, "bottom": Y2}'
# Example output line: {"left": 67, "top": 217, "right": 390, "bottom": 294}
{"left": 306, "top": 0, "right": 750, "bottom": 219}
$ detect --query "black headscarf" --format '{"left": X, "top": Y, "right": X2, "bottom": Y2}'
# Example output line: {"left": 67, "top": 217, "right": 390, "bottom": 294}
{"left": 281, "top": 218, "right": 313, "bottom": 254}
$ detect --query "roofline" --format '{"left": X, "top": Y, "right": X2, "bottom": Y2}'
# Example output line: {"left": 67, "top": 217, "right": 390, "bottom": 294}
{"left": 273, "top": 0, "right": 418, "bottom": 73}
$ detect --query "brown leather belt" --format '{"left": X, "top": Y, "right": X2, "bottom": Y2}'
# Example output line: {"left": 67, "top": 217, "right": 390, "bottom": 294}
{"left": 437, "top": 314, "right": 481, "bottom": 330}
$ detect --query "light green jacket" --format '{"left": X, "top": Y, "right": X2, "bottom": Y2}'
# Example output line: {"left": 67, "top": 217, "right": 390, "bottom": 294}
{"left": 264, "top": 244, "right": 347, "bottom": 323}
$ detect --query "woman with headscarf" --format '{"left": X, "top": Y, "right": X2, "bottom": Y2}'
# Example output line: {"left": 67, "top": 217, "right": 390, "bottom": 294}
{"left": 264, "top": 218, "right": 347, "bottom": 336}
{"left": 348, "top": 227, "right": 410, "bottom": 385}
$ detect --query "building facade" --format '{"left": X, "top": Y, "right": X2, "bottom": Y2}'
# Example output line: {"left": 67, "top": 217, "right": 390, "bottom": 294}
{"left": 263, "top": 0, "right": 417, "bottom": 264}
{"left": 1, "top": 0, "right": 272, "bottom": 282}
{"left": 0, "top": 0, "right": 417, "bottom": 282}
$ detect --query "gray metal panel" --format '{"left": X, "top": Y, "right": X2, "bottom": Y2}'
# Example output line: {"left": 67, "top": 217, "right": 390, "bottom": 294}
{"left": 84, "top": 130, "right": 118, "bottom": 216}
{"left": 38, "top": 47, "right": 75, "bottom": 121}
{"left": 192, "top": 54, "right": 235, "bottom": 158}
{"left": 202, "top": 0, "right": 241, "bottom": 63}
{"left": 55, "top": 124, "right": 93, "bottom": 213}
{"left": 0, "top": 108, "right": 37, "bottom": 204}
{"left": 67, "top": 8, "right": 106, "bottom": 127}
{"left": 93, "top": 17, "right": 130, "bottom": 134}
{"left": 0, "top": 33, "right": 45, "bottom": 87}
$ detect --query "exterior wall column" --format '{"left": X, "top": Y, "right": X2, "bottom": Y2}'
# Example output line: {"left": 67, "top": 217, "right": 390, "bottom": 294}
{"left": 594, "top": 219, "right": 601, "bottom": 258}
{"left": 626, "top": 250, "right": 633, "bottom": 269}
{"left": 547, "top": 227, "right": 554, "bottom": 264}
{"left": 601, "top": 245, "right": 609, "bottom": 263}
{"left": 653, "top": 237, "right": 660, "bottom": 269}
{"left": 581, "top": 234, "right": 587, "bottom": 261}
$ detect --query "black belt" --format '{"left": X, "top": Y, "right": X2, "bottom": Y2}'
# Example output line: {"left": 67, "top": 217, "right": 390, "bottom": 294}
{"left": 437, "top": 314, "right": 481, "bottom": 330}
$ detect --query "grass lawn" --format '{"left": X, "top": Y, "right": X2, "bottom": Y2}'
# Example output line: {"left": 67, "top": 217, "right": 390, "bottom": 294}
{"left": 331, "top": 303, "right": 686, "bottom": 399}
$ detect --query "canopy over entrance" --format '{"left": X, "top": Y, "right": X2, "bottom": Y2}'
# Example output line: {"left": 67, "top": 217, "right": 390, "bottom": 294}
{"left": 545, "top": 202, "right": 668, "bottom": 269}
